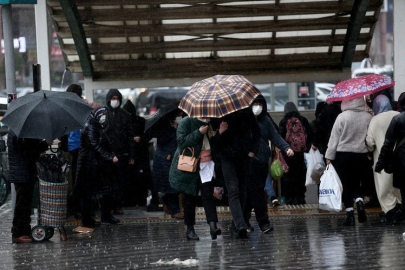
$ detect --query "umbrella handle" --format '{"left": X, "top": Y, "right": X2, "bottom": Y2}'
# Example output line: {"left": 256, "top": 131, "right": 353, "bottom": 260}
{"left": 49, "top": 145, "right": 58, "bottom": 153}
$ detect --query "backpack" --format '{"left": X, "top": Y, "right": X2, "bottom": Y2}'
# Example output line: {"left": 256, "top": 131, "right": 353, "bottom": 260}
{"left": 285, "top": 116, "right": 307, "bottom": 152}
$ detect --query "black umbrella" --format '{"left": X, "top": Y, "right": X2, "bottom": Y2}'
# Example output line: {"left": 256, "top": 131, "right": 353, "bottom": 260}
{"left": 2, "top": 90, "right": 92, "bottom": 140}
{"left": 144, "top": 101, "right": 180, "bottom": 132}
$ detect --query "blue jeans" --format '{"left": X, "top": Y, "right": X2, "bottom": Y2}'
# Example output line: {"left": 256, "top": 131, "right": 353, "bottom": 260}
{"left": 264, "top": 174, "right": 276, "bottom": 198}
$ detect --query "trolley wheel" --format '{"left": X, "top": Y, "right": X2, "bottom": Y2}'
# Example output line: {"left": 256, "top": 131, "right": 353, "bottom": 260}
{"left": 45, "top": 227, "right": 55, "bottom": 240}
{"left": 31, "top": 225, "right": 47, "bottom": 242}
{"left": 58, "top": 226, "right": 68, "bottom": 241}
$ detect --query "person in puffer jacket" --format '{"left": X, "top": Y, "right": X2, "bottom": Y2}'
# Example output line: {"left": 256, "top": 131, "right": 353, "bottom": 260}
{"left": 103, "top": 89, "right": 136, "bottom": 215}
{"left": 243, "top": 95, "right": 293, "bottom": 234}
{"left": 325, "top": 97, "right": 372, "bottom": 226}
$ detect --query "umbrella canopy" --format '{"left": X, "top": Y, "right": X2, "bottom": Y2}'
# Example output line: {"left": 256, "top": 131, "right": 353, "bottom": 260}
{"left": 326, "top": 74, "right": 395, "bottom": 102}
{"left": 2, "top": 90, "right": 92, "bottom": 140}
{"left": 144, "top": 101, "right": 180, "bottom": 132}
{"left": 179, "top": 75, "right": 261, "bottom": 118}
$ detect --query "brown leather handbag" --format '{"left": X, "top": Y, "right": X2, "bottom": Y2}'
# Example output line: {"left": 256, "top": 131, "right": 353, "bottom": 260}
{"left": 177, "top": 147, "right": 199, "bottom": 172}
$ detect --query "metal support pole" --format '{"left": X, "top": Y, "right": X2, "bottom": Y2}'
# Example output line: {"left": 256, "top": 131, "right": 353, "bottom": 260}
{"left": 35, "top": 0, "right": 51, "bottom": 90}
{"left": 2, "top": 4, "right": 15, "bottom": 95}
{"left": 2, "top": 4, "right": 16, "bottom": 218}
{"left": 393, "top": 0, "right": 405, "bottom": 100}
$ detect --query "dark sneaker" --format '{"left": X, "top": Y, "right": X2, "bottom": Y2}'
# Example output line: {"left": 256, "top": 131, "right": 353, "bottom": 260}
{"left": 237, "top": 228, "right": 248, "bottom": 238}
{"left": 344, "top": 210, "right": 355, "bottom": 226}
{"left": 259, "top": 223, "right": 274, "bottom": 234}
{"left": 82, "top": 219, "right": 101, "bottom": 227}
{"left": 101, "top": 215, "right": 120, "bottom": 224}
{"left": 246, "top": 222, "right": 254, "bottom": 233}
{"left": 271, "top": 196, "right": 280, "bottom": 207}
{"left": 356, "top": 201, "right": 367, "bottom": 223}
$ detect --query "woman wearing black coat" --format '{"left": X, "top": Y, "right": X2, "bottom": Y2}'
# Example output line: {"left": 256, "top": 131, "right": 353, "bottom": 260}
{"left": 8, "top": 129, "right": 51, "bottom": 243}
{"left": 75, "top": 107, "right": 120, "bottom": 227}
{"left": 375, "top": 97, "right": 405, "bottom": 215}
{"left": 212, "top": 108, "right": 260, "bottom": 238}
{"left": 243, "top": 95, "right": 293, "bottom": 233}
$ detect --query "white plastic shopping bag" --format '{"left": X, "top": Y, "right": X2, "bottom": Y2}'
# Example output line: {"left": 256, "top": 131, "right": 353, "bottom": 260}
{"left": 305, "top": 148, "right": 325, "bottom": 186}
{"left": 318, "top": 164, "right": 343, "bottom": 212}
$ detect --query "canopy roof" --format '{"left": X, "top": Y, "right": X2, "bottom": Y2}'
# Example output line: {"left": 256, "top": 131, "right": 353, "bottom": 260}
{"left": 47, "top": 0, "right": 383, "bottom": 83}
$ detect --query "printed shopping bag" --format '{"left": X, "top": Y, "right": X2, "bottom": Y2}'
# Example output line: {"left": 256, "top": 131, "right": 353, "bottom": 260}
{"left": 318, "top": 164, "right": 343, "bottom": 212}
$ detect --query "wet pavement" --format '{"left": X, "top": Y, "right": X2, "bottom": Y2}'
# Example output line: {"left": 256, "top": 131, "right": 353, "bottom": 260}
{"left": 1, "top": 200, "right": 405, "bottom": 270}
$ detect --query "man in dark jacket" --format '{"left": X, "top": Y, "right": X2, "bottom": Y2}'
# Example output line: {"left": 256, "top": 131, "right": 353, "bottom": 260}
{"left": 8, "top": 129, "right": 52, "bottom": 243}
{"left": 279, "top": 102, "right": 313, "bottom": 205}
{"left": 212, "top": 108, "right": 260, "bottom": 238}
{"left": 243, "top": 95, "right": 294, "bottom": 233}
{"left": 103, "top": 89, "right": 135, "bottom": 215}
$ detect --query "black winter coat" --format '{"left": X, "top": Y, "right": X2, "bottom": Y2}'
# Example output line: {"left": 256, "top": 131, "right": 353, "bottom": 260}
{"left": 75, "top": 114, "right": 115, "bottom": 197}
{"left": 104, "top": 89, "right": 135, "bottom": 159}
{"left": 253, "top": 95, "right": 290, "bottom": 165}
{"left": 312, "top": 103, "right": 341, "bottom": 155}
{"left": 375, "top": 111, "right": 405, "bottom": 188}
{"left": 149, "top": 120, "right": 178, "bottom": 193}
{"left": 213, "top": 108, "right": 260, "bottom": 161}
{"left": 7, "top": 129, "right": 48, "bottom": 183}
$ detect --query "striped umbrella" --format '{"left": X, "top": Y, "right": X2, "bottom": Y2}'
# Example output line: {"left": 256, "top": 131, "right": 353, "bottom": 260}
{"left": 179, "top": 75, "right": 261, "bottom": 118}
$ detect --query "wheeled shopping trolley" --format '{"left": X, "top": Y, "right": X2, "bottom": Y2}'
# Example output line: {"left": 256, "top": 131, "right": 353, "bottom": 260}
{"left": 31, "top": 151, "right": 71, "bottom": 242}
{"left": 31, "top": 179, "right": 69, "bottom": 241}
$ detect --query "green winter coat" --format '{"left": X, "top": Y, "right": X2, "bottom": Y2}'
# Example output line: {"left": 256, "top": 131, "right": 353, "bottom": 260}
{"left": 169, "top": 117, "right": 205, "bottom": 196}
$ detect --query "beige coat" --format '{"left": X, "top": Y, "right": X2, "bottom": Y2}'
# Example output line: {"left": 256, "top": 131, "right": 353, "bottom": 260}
{"left": 366, "top": 110, "right": 401, "bottom": 213}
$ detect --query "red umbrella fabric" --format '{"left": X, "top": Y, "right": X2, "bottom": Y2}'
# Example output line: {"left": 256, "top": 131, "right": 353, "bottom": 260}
{"left": 179, "top": 75, "right": 261, "bottom": 118}
{"left": 326, "top": 74, "right": 395, "bottom": 102}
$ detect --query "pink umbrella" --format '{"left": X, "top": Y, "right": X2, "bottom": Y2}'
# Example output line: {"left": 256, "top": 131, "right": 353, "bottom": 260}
{"left": 326, "top": 74, "right": 395, "bottom": 102}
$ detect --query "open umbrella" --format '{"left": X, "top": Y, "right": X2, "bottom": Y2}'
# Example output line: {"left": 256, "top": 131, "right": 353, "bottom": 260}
{"left": 326, "top": 74, "right": 395, "bottom": 102}
{"left": 179, "top": 75, "right": 261, "bottom": 118}
{"left": 2, "top": 90, "right": 92, "bottom": 140}
{"left": 144, "top": 101, "right": 180, "bottom": 132}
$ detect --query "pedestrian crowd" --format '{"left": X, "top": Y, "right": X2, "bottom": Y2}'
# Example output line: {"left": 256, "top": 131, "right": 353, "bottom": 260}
{"left": 7, "top": 83, "right": 405, "bottom": 243}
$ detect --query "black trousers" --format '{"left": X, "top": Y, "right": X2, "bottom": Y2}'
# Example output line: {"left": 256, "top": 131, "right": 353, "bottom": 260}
{"left": 333, "top": 152, "right": 369, "bottom": 209}
{"left": 243, "top": 162, "right": 270, "bottom": 226}
{"left": 12, "top": 181, "right": 36, "bottom": 238}
{"left": 184, "top": 181, "right": 218, "bottom": 226}
{"left": 81, "top": 194, "right": 114, "bottom": 223}
{"left": 282, "top": 152, "right": 306, "bottom": 202}
{"left": 112, "top": 155, "right": 130, "bottom": 209}
{"left": 220, "top": 156, "right": 251, "bottom": 230}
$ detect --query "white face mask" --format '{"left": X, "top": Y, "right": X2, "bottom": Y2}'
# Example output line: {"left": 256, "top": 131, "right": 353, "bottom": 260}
{"left": 198, "top": 118, "right": 210, "bottom": 123}
{"left": 174, "top": 116, "right": 183, "bottom": 124}
{"left": 252, "top": 105, "right": 263, "bottom": 116}
{"left": 110, "top": 100, "right": 120, "bottom": 109}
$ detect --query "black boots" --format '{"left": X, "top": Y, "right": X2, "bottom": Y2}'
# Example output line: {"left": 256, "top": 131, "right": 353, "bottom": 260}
{"left": 344, "top": 210, "right": 355, "bottom": 226}
{"left": 356, "top": 201, "right": 367, "bottom": 223}
{"left": 101, "top": 213, "right": 120, "bottom": 224}
{"left": 186, "top": 225, "right": 199, "bottom": 240}
{"left": 209, "top": 222, "right": 222, "bottom": 240}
